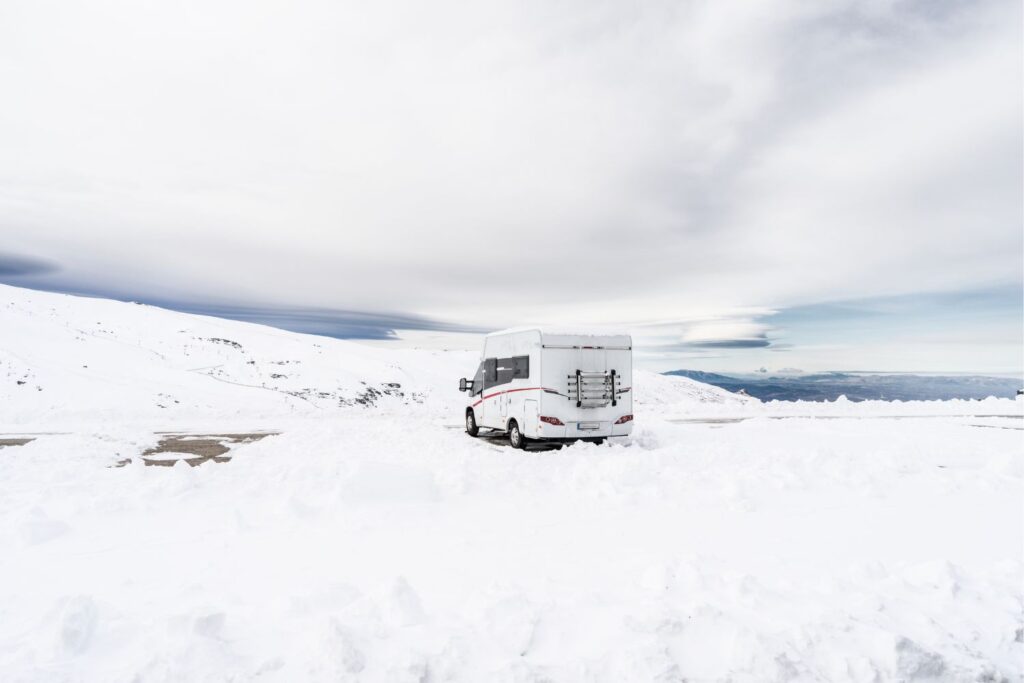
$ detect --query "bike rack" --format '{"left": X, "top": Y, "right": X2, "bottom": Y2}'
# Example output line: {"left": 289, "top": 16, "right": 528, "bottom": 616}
{"left": 568, "top": 369, "right": 620, "bottom": 408}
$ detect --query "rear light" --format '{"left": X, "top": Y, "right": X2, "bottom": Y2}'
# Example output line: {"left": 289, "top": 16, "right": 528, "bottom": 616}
{"left": 540, "top": 416, "right": 564, "bottom": 426}
{"left": 614, "top": 414, "right": 633, "bottom": 424}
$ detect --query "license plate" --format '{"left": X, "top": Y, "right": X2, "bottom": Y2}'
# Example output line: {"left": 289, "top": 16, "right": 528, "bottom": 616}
{"left": 578, "top": 422, "right": 600, "bottom": 431}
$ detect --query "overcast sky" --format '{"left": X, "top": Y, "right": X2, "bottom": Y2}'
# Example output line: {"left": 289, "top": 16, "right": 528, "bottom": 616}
{"left": 1, "top": 0, "right": 1021, "bottom": 373}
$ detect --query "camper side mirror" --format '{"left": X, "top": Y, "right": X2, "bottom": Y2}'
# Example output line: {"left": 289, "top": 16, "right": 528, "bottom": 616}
{"left": 458, "top": 378, "right": 470, "bottom": 392}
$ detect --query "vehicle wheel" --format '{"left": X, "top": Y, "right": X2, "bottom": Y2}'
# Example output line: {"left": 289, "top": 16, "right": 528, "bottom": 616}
{"left": 465, "top": 409, "right": 479, "bottom": 437}
{"left": 508, "top": 419, "right": 525, "bottom": 449}
{"left": 593, "top": 438, "right": 605, "bottom": 446}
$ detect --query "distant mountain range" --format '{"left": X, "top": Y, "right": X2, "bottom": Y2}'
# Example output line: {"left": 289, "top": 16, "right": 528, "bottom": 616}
{"left": 662, "top": 370, "right": 1023, "bottom": 402}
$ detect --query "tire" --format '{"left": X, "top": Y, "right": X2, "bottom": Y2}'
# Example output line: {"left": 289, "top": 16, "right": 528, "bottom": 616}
{"left": 465, "top": 409, "right": 479, "bottom": 437}
{"left": 508, "top": 419, "right": 525, "bottom": 449}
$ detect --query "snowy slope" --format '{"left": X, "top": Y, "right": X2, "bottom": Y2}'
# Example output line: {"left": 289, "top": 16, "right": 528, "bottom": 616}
{"left": 5, "top": 284, "right": 1016, "bottom": 428}
{"left": 0, "top": 284, "right": 476, "bottom": 428}
{"left": 0, "top": 284, "right": 761, "bottom": 428}
{"left": 0, "top": 285, "right": 1022, "bottom": 682}
{"left": 634, "top": 370, "right": 756, "bottom": 414}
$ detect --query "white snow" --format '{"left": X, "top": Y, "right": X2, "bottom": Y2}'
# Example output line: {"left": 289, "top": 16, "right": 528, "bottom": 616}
{"left": 1, "top": 285, "right": 1021, "bottom": 681}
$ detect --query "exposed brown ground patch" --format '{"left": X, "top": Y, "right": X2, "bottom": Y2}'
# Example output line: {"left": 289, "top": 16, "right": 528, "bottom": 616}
{"left": 115, "top": 432, "right": 277, "bottom": 467}
{"left": 0, "top": 437, "right": 34, "bottom": 448}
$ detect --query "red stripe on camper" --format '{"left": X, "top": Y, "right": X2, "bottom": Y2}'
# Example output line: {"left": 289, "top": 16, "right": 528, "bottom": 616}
{"left": 470, "top": 387, "right": 556, "bottom": 408}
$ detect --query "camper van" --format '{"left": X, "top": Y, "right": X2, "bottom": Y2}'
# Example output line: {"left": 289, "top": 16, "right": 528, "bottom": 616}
{"left": 458, "top": 328, "right": 633, "bottom": 447}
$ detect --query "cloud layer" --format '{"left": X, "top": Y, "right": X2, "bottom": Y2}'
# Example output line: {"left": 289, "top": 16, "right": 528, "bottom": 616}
{"left": 1, "top": 0, "right": 1020, "bottom": 351}
{"left": 0, "top": 252, "right": 57, "bottom": 277}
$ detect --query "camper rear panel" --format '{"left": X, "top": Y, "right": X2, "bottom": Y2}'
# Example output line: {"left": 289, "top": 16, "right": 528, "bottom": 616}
{"left": 534, "top": 333, "right": 633, "bottom": 440}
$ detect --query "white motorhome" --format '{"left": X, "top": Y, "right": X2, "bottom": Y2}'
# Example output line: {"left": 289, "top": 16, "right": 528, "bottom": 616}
{"left": 458, "top": 328, "right": 633, "bottom": 448}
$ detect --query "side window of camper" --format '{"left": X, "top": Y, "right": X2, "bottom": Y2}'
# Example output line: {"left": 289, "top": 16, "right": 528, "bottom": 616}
{"left": 485, "top": 356, "right": 529, "bottom": 389}
{"left": 495, "top": 358, "right": 515, "bottom": 385}
{"left": 494, "top": 355, "right": 530, "bottom": 385}
{"left": 511, "top": 355, "right": 529, "bottom": 379}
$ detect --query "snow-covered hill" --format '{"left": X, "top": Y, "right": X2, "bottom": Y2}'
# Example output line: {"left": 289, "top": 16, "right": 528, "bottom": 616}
{"left": 0, "top": 284, "right": 764, "bottom": 428}
{"left": 5, "top": 285, "right": 1017, "bottom": 431}
{"left": 0, "top": 284, "right": 472, "bottom": 427}
{"left": 1, "top": 285, "right": 1021, "bottom": 681}
{"left": 634, "top": 370, "right": 755, "bottom": 413}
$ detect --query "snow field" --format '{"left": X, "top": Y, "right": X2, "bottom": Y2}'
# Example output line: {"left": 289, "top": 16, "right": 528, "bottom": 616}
{"left": 1, "top": 285, "right": 1022, "bottom": 680}
{"left": 0, "top": 413, "right": 1020, "bottom": 681}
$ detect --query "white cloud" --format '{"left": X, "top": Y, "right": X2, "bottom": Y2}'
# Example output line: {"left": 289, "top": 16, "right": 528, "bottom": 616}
{"left": 0, "top": 0, "right": 1019, "bottom": 330}
{"left": 681, "top": 319, "right": 771, "bottom": 345}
